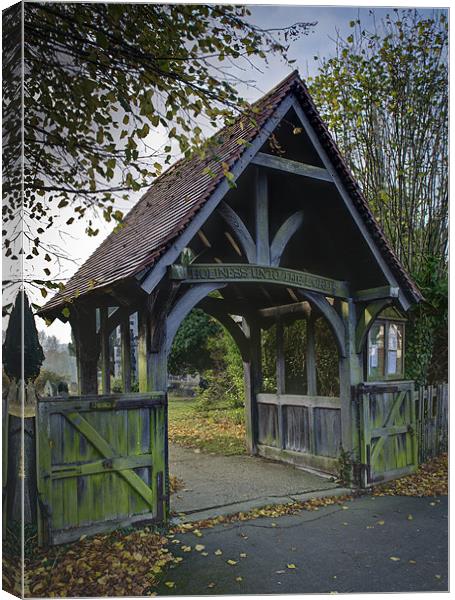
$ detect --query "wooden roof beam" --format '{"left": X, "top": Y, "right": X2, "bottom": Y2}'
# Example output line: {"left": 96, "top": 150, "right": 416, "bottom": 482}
{"left": 198, "top": 296, "right": 253, "bottom": 318}
{"left": 197, "top": 228, "right": 212, "bottom": 248}
{"left": 224, "top": 231, "right": 243, "bottom": 257}
{"left": 353, "top": 285, "right": 400, "bottom": 303}
{"left": 258, "top": 301, "right": 311, "bottom": 320}
{"left": 259, "top": 285, "right": 274, "bottom": 304}
{"left": 251, "top": 152, "right": 332, "bottom": 182}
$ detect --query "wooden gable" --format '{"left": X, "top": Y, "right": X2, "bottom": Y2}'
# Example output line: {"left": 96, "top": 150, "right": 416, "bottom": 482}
{"left": 39, "top": 71, "right": 421, "bottom": 321}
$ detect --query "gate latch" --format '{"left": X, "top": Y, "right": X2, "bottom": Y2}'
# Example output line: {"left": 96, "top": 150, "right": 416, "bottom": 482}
{"left": 90, "top": 400, "right": 116, "bottom": 410}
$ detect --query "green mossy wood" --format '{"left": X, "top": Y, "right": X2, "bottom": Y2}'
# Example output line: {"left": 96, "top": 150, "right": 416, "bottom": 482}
{"left": 357, "top": 382, "right": 418, "bottom": 486}
{"left": 36, "top": 394, "right": 166, "bottom": 546}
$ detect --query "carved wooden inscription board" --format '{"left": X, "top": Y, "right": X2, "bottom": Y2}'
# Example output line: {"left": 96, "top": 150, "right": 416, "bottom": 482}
{"left": 171, "top": 264, "right": 349, "bottom": 298}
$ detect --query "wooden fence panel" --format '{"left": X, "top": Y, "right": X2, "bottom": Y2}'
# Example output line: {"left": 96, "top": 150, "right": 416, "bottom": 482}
{"left": 256, "top": 394, "right": 341, "bottom": 473}
{"left": 257, "top": 403, "right": 279, "bottom": 447}
{"left": 313, "top": 408, "right": 341, "bottom": 458}
{"left": 417, "top": 383, "right": 448, "bottom": 463}
{"left": 285, "top": 406, "right": 310, "bottom": 452}
{"left": 36, "top": 393, "right": 166, "bottom": 546}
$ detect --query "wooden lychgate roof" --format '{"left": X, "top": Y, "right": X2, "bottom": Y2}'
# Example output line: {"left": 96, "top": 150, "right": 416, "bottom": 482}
{"left": 40, "top": 71, "right": 422, "bottom": 317}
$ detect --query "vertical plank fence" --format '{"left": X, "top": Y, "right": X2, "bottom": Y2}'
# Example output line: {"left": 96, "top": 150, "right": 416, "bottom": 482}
{"left": 256, "top": 393, "right": 341, "bottom": 474}
{"left": 416, "top": 383, "right": 448, "bottom": 463}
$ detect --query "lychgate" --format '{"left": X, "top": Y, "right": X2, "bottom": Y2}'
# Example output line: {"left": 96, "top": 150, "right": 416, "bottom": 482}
{"left": 38, "top": 71, "right": 422, "bottom": 545}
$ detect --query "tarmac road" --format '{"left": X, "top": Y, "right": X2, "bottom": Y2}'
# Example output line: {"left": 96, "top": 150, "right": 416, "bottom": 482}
{"left": 157, "top": 495, "right": 448, "bottom": 595}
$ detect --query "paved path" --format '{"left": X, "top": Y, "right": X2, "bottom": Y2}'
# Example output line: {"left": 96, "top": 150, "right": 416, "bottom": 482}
{"left": 158, "top": 495, "right": 448, "bottom": 595}
{"left": 169, "top": 444, "right": 340, "bottom": 519}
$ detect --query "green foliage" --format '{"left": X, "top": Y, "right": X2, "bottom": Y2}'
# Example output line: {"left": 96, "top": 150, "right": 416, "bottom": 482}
{"left": 34, "top": 369, "right": 68, "bottom": 393}
{"left": 111, "top": 378, "right": 139, "bottom": 393}
{"left": 2, "top": 369, "right": 10, "bottom": 390}
{"left": 284, "top": 320, "right": 306, "bottom": 393}
{"left": 196, "top": 370, "right": 231, "bottom": 412}
{"left": 111, "top": 377, "right": 123, "bottom": 393}
{"left": 405, "top": 259, "right": 448, "bottom": 384}
{"left": 261, "top": 325, "right": 277, "bottom": 392}
{"left": 222, "top": 331, "right": 245, "bottom": 408}
{"left": 337, "top": 447, "right": 354, "bottom": 486}
{"left": 168, "top": 309, "right": 222, "bottom": 375}
{"left": 197, "top": 326, "right": 245, "bottom": 410}
{"left": 169, "top": 309, "right": 244, "bottom": 409}
{"left": 308, "top": 9, "right": 448, "bottom": 382}
{"left": 5, "top": 3, "right": 314, "bottom": 287}
{"left": 262, "top": 318, "right": 340, "bottom": 396}
{"left": 315, "top": 318, "right": 339, "bottom": 396}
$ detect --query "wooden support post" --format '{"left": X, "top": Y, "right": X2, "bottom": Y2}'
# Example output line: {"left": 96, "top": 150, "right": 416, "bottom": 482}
{"left": 121, "top": 314, "right": 131, "bottom": 393}
{"left": 243, "top": 319, "right": 261, "bottom": 454}
{"left": 150, "top": 331, "right": 168, "bottom": 521}
{"left": 305, "top": 313, "right": 317, "bottom": 454}
{"left": 338, "top": 299, "right": 363, "bottom": 461}
{"left": 255, "top": 168, "right": 270, "bottom": 265}
{"left": 137, "top": 302, "right": 169, "bottom": 522}
{"left": 71, "top": 307, "right": 99, "bottom": 395}
{"left": 276, "top": 319, "right": 286, "bottom": 449}
{"left": 306, "top": 312, "right": 317, "bottom": 396}
{"left": 100, "top": 307, "right": 110, "bottom": 394}
{"left": 150, "top": 341, "right": 168, "bottom": 392}
{"left": 151, "top": 298, "right": 172, "bottom": 523}
{"left": 137, "top": 308, "right": 151, "bottom": 393}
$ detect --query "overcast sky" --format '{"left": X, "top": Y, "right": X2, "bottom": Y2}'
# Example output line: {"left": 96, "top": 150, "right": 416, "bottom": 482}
{"left": 32, "top": 3, "right": 445, "bottom": 344}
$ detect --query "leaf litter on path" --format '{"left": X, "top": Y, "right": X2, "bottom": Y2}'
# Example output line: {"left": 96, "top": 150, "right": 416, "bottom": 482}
{"left": 373, "top": 454, "right": 447, "bottom": 497}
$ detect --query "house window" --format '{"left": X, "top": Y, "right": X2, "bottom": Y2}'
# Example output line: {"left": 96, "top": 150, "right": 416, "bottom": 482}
{"left": 368, "top": 320, "right": 404, "bottom": 380}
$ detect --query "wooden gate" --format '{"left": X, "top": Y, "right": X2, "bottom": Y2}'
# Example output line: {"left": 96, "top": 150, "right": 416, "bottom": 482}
{"left": 357, "top": 381, "right": 417, "bottom": 486}
{"left": 36, "top": 393, "right": 167, "bottom": 545}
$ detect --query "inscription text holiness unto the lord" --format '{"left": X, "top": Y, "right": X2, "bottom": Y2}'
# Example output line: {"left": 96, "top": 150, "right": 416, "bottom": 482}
{"left": 182, "top": 264, "right": 347, "bottom": 297}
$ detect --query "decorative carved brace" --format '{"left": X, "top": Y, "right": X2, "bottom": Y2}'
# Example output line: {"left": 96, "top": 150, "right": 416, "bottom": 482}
{"left": 198, "top": 297, "right": 250, "bottom": 361}
{"left": 355, "top": 299, "right": 394, "bottom": 354}
{"left": 217, "top": 203, "right": 303, "bottom": 268}
{"left": 297, "top": 290, "right": 347, "bottom": 357}
{"left": 218, "top": 201, "right": 256, "bottom": 263}
{"left": 148, "top": 280, "right": 181, "bottom": 352}
{"left": 270, "top": 210, "right": 304, "bottom": 267}
{"left": 165, "top": 282, "right": 226, "bottom": 355}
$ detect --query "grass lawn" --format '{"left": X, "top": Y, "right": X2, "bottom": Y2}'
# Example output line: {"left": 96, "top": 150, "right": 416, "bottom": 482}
{"left": 168, "top": 396, "right": 246, "bottom": 455}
